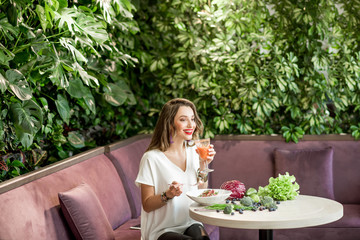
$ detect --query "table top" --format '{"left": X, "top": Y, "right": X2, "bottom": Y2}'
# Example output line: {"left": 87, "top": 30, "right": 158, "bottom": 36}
{"left": 189, "top": 195, "right": 343, "bottom": 230}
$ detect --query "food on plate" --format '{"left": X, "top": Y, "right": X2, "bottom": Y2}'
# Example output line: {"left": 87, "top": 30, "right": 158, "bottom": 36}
{"left": 198, "top": 189, "right": 219, "bottom": 197}
{"left": 220, "top": 180, "right": 246, "bottom": 200}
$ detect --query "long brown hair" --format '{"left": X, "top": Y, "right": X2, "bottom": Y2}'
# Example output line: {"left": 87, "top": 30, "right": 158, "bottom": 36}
{"left": 146, "top": 98, "right": 203, "bottom": 152}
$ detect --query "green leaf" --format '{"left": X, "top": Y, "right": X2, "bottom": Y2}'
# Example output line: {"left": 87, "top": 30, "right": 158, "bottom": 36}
{"left": 83, "top": 93, "right": 96, "bottom": 114}
{"left": 39, "top": 97, "right": 49, "bottom": 111}
{"left": 49, "top": 59, "right": 70, "bottom": 88}
{"left": 120, "top": 0, "right": 132, "bottom": 12}
{"left": 36, "top": 5, "right": 47, "bottom": 32}
{"left": 45, "top": 3, "right": 55, "bottom": 27}
{"left": 103, "top": 79, "right": 135, "bottom": 106}
{"left": 10, "top": 100, "right": 43, "bottom": 148}
{"left": 0, "top": 18, "right": 20, "bottom": 41}
{"left": 67, "top": 131, "right": 85, "bottom": 148}
{"left": 149, "top": 60, "right": 158, "bottom": 72}
{"left": 60, "top": 38, "right": 87, "bottom": 62}
{"left": 6, "top": 2, "right": 18, "bottom": 27}
{"left": 10, "top": 100, "right": 43, "bottom": 134}
{"left": 0, "top": 46, "right": 14, "bottom": 67}
{"left": 103, "top": 83, "right": 126, "bottom": 106}
{"left": 11, "top": 169, "right": 20, "bottom": 177}
{"left": 350, "top": 125, "right": 359, "bottom": 131}
{"left": 73, "top": 63, "right": 99, "bottom": 87}
{"left": 291, "top": 134, "right": 299, "bottom": 143}
{"left": 0, "top": 73, "right": 8, "bottom": 93}
{"left": 55, "top": 7, "right": 79, "bottom": 34}
{"left": 113, "top": 0, "right": 134, "bottom": 17}
{"left": 58, "top": 0, "right": 68, "bottom": 9}
{"left": 10, "top": 160, "right": 25, "bottom": 168}
{"left": 67, "top": 78, "right": 88, "bottom": 98}
{"left": 0, "top": 120, "right": 4, "bottom": 142}
{"left": 55, "top": 94, "right": 71, "bottom": 125}
{"left": 6, "top": 69, "right": 32, "bottom": 100}
{"left": 76, "top": 14, "right": 108, "bottom": 44}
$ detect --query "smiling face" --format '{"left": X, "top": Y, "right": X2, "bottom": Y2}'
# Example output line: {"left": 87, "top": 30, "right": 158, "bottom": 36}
{"left": 146, "top": 98, "right": 204, "bottom": 152}
{"left": 173, "top": 106, "right": 196, "bottom": 141}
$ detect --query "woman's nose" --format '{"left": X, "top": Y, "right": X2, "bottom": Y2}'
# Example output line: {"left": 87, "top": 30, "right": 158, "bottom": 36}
{"left": 187, "top": 120, "right": 194, "bottom": 127}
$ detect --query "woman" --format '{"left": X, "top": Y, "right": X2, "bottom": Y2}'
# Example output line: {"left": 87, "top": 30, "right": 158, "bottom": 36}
{"left": 135, "top": 98, "right": 216, "bottom": 240}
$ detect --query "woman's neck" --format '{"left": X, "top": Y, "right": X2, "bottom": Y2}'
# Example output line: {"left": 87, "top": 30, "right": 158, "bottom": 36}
{"left": 164, "top": 139, "right": 187, "bottom": 171}
{"left": 167, "top": 139, "right": 185, "bottom": 153}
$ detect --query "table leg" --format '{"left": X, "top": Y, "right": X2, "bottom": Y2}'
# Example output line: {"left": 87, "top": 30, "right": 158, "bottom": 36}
{"left": 259, "top": 229, "right": 273, "bottom": 240}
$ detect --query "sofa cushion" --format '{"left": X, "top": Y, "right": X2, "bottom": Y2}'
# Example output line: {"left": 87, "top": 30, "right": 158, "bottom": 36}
{"left": 59, "top": 183, "right": 115, "bottom": 240}
{"left": 274, "top": 146, "right": 335, "bottom": 199}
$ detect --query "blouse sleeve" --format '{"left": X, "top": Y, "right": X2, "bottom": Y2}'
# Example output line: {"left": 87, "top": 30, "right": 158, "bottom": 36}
{"left": 135, "top": 152, "right": 155, "bottom": 188}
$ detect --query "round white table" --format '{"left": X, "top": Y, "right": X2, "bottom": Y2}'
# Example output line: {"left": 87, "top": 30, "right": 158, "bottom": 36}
{"left": 189, "top": 195, "right": 343, "bottom": 240}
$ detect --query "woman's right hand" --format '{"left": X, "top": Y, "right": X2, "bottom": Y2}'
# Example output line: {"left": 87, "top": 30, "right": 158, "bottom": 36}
{"left": 166, "top": 181, "right": 183, "bottom": 198}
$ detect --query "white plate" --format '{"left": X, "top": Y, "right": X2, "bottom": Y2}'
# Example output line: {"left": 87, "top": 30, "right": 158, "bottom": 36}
{"left": 186, "top": 189, "right": 231, "bottom": 206}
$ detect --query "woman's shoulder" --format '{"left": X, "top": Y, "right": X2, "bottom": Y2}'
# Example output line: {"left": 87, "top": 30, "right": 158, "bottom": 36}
{"left": 142, "top": 149, "right": 163, "bottom": 160}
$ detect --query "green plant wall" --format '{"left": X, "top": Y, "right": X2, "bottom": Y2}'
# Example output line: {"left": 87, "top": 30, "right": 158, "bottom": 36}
{"left": 0, "top": 0, "right": 145, "bottom": 180}
{"left": 1, "top": 0, "right": 360, "bottom": 181}
{"left": 135, "top": 0, "right": 360, "bottom": 141}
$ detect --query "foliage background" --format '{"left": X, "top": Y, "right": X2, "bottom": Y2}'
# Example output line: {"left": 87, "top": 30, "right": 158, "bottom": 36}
{"left": 1, "top": 0, "right": 360, "bottom": 181}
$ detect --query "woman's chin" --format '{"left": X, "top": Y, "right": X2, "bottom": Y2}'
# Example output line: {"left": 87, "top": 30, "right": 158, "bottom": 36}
{"left": 185, "top": 135, "right": 193, "bottom": 141}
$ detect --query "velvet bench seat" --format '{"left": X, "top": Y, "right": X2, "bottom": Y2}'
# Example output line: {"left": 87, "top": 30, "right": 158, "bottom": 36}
{"left": 1, "top": 134, "right": 359, "bottom": 240}
{"left": 0, "top": 147, "right": 142, "bottom": 240}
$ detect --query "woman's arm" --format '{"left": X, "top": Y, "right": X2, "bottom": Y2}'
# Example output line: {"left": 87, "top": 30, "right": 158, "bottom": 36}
{"left": 141, "top": 182, "right": 182, "bottom": 213}
{"left": 141, "top": 184, "right": 166, "bottom": 213}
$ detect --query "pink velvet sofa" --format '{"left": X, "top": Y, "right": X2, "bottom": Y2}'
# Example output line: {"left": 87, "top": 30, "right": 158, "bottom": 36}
{"left": 0, "top": 134, "right": 359, "bottom": 240}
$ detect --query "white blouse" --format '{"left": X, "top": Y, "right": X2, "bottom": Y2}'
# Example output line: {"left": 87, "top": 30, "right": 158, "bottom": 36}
{"left": 135, "top": 145, "right": 201, "bottom": 240}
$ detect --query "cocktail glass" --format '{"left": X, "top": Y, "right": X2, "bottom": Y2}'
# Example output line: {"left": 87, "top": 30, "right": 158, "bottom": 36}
{"left": 194, "top": 138, "right": 214, "bottom": 173}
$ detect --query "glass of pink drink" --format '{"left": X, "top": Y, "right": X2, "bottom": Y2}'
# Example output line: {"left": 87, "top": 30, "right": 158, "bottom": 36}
{"left": 194, "top": 138, "right": 214, "bottom": 173}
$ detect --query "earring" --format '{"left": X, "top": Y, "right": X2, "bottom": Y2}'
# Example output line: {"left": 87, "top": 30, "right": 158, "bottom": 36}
{"left": 170, "top": 134, "right": 174, "bottom": 144}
